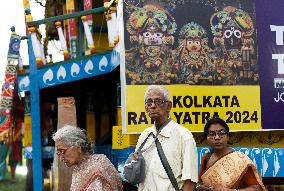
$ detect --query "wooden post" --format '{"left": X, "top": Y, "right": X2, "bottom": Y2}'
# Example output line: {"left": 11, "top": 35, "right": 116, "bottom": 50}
{"left": 54, "top": 97, "right": 77, "bottom": 191}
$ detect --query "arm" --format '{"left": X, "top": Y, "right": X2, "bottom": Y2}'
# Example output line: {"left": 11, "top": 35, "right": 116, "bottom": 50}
{"left": 182, "top": 179, "right": 196, "bottom": 191}
{"left": 181, "top": 132, "right": 198, "bottom": 190}
{"left": 195, "top": 154, "right": 214, "bottom": 191}
{"left": 212, "top": 186, "right": 260, "bottom": 191}
{"left": 85, "top": 175, "right": 113, "bottom": 191}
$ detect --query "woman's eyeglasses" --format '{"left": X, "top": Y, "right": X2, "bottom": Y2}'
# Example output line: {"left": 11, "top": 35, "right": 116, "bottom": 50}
{"left": 145, "top": 98, "right": 168, "bottom": 106}
{"left": 56, "top": 147, "right": 72, "bottom": 156}
{"left": 207, "top": 130, "right": 228, "bottom": 139}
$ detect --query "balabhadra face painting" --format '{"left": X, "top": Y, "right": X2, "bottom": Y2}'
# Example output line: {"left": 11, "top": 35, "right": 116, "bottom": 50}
{"left": 127, "top": 3, "right": 176, "bottom": 68}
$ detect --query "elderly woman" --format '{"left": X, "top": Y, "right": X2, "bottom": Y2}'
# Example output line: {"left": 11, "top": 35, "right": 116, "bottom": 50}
{"left": 52, "top": 125, "right": 123, "bottom": 191}
{"left": 196, "top": 118, "right": 267, "bottom": 191}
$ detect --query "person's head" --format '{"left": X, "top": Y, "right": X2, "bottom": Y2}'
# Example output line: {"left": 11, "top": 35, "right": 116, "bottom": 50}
{"left": 204, "top": 118, "right": 229, "bottom": 151}
{"left": 144, "top": 85, "right": 172, "bottom": 124}
{"left": 52, "top": 125, "right": 92, "bottom": 167}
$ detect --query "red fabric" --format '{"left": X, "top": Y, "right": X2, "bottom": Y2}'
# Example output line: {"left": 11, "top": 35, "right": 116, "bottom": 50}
{"left": 242, "top": 166, "right": 260, "bottom": 186}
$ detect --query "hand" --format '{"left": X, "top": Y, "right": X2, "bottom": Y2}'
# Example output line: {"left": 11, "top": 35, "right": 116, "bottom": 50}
{"left": 195, "top": 184, "right": 213, "bottom": 191}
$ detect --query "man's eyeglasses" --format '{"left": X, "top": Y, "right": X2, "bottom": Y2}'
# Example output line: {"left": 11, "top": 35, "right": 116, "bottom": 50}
{"left": 56, "top": 147, "right": 71, "bottom": 156}
{"left": 145, "top": 98, "right": 168, "bottom": 106}
{"left": 207, "top": 130, "right": 228, "bottom": 139}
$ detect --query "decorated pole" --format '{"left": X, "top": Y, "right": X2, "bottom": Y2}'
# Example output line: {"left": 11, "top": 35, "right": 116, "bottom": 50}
{"left": 106, "top": 0, "right": 120, "bottom": 66}
{"left": 29, "top": 26, "right": 44, "bottom": 67}
{"left": 55, "top": 21, "right": 70, "bottom": 60}
{"left": 25, "top": 8, "right": 45, "bottom": 67}
{"left": 81, "top": 16, "right": 96, "bottom": 54}
{"left": 84, "top": 0, "right": 94, "bottom": 55}
{"left": 110, "top": 2, "right": 119, "bottom": 47}
{"left": 23, "top": 0, "right": 31, "bottom": 35}
{"left": 105, "top": 3, "right": 115, "bottom": 49}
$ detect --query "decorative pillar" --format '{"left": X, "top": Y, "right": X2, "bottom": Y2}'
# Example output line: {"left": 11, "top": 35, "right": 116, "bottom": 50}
{"left": 55, "top": 21, "right": 70, "bottom": 60}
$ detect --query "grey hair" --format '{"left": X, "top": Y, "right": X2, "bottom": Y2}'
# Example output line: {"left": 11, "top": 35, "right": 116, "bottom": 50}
{"left": 144, "top": 85, "right": 171, "bottom": 102}
{"left": 52, "top": 124, "right": 93, "bottom": 154}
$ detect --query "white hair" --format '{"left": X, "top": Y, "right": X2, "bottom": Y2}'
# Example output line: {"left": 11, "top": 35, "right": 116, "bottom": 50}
{"left": 144, "top": 85, "right": 171, "bottom": 102}
{"left": 52, "top": 124, "right": 93, "bottom": 153}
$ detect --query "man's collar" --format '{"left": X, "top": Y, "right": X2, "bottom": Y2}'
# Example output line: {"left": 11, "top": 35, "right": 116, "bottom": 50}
{"left": 159, "top": 124, "right": 172, "bottom": 138}
{"left": 148, "top": 119, "right": 172, "bottom": 138}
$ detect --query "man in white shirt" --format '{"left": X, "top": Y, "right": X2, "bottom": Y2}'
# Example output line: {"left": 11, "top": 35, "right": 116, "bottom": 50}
{"left": 135, "top": 85, "right": 198, "bottom": 191}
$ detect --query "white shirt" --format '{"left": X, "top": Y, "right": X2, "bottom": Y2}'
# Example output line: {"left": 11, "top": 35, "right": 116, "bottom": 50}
{"left": 136, "top": 120, "right": 198, "bottom": 191}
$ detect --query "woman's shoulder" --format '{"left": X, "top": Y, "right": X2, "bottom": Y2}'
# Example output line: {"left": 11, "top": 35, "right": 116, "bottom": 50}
{"left": 93, "top": 154, "right": 111, "bottom": 163}
{"left": 92, "top": 154, "right": 118, "bottom": 172}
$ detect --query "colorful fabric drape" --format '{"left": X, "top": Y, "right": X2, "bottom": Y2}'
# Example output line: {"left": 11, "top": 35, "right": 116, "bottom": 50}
{"left": 200, "top": 151, "right": 267, "bottom": 190}
{"left": 0, "top": 31, "right": 21, "bottom": 141}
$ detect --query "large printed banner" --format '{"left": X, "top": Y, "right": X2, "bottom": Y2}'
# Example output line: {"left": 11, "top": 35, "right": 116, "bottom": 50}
{"left": 256, "top": 0, "right": 284, "bottom": 130}
{"left": 119, "top": 0, "right": 281, "bottom": 132}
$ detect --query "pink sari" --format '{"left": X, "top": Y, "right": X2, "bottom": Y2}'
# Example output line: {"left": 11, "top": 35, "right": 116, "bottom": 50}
{"left": 71, "top": 154, "right": 123, "bottom": 191}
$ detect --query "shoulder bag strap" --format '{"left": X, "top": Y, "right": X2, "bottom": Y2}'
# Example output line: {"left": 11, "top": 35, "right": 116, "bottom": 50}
{"left": 155, "top": 138, "right": 180, "bottom": 191}
{"left": 137, "top": 132, "right": 153, "bottom": 152}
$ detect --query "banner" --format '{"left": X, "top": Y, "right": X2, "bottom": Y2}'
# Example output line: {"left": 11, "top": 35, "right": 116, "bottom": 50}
{"left": 256, "top": 0, "right": 284, "bottom": 130}
{"left": 119, "top": 0, "right": 268, "bottom": 133}
{"left": 0, "top": 32, "right": 21, "bottom": 139}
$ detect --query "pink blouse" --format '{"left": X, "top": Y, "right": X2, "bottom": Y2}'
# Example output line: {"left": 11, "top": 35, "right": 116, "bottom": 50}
{"left": 70, "top": 154, "right": 123, "bottom": 191}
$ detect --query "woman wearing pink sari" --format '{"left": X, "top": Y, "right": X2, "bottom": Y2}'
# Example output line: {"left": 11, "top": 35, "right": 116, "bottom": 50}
{"left": 196, "top": 118, "right": 267, "bottom": 191}
{"left": 53, "top": 125, "right": 123, "bottom": 191}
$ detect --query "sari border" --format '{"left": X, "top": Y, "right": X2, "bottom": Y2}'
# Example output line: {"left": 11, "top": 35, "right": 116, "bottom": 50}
{"left": 79, "top": 171, "right": 113, "bottom": 191}
{"left": 231, "top": 163, "right": 267, "bottom": 191}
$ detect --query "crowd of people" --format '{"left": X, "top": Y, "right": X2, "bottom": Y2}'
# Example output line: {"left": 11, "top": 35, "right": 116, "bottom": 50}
{"left": 53, "top": 85, "right": 266, "bottom": 191}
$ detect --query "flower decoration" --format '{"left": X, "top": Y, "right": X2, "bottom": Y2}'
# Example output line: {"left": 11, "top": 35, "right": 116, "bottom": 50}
{"left": 178, "top": 22, "right": 208, "bottom": 45}
{"left": 127, "top": 3, "right": 177, "bottom": 35}
{"left": 210, "top": 6, "right": 254, "bottom": 38}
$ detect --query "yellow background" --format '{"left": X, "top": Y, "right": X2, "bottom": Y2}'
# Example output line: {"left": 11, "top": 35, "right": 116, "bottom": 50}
{"left": 125, "top": 85, "right": 261, "bottom": 133}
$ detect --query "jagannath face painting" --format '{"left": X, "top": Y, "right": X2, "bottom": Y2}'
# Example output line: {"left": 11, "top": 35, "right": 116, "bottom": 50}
{"left": 223, "top": 24, "right": 242, "bottom": 48}
{"left": 210, "top": 6, "right": 256, "bottom": 85}
{"left": 126, "top": 3, "right": 177, "bottom": 84}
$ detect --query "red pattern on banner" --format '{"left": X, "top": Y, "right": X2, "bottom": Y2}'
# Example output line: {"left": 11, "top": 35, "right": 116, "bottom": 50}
{"left": 84, "top": 0, "right": 93, "bottom": 21}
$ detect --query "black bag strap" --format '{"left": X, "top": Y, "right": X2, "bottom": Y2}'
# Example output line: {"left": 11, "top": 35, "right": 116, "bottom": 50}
{"left": 155, "top": 138, "right": 180, "bottom": 191}
{"left": 137, "top": 132, "right": 153, "bottom": 153}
